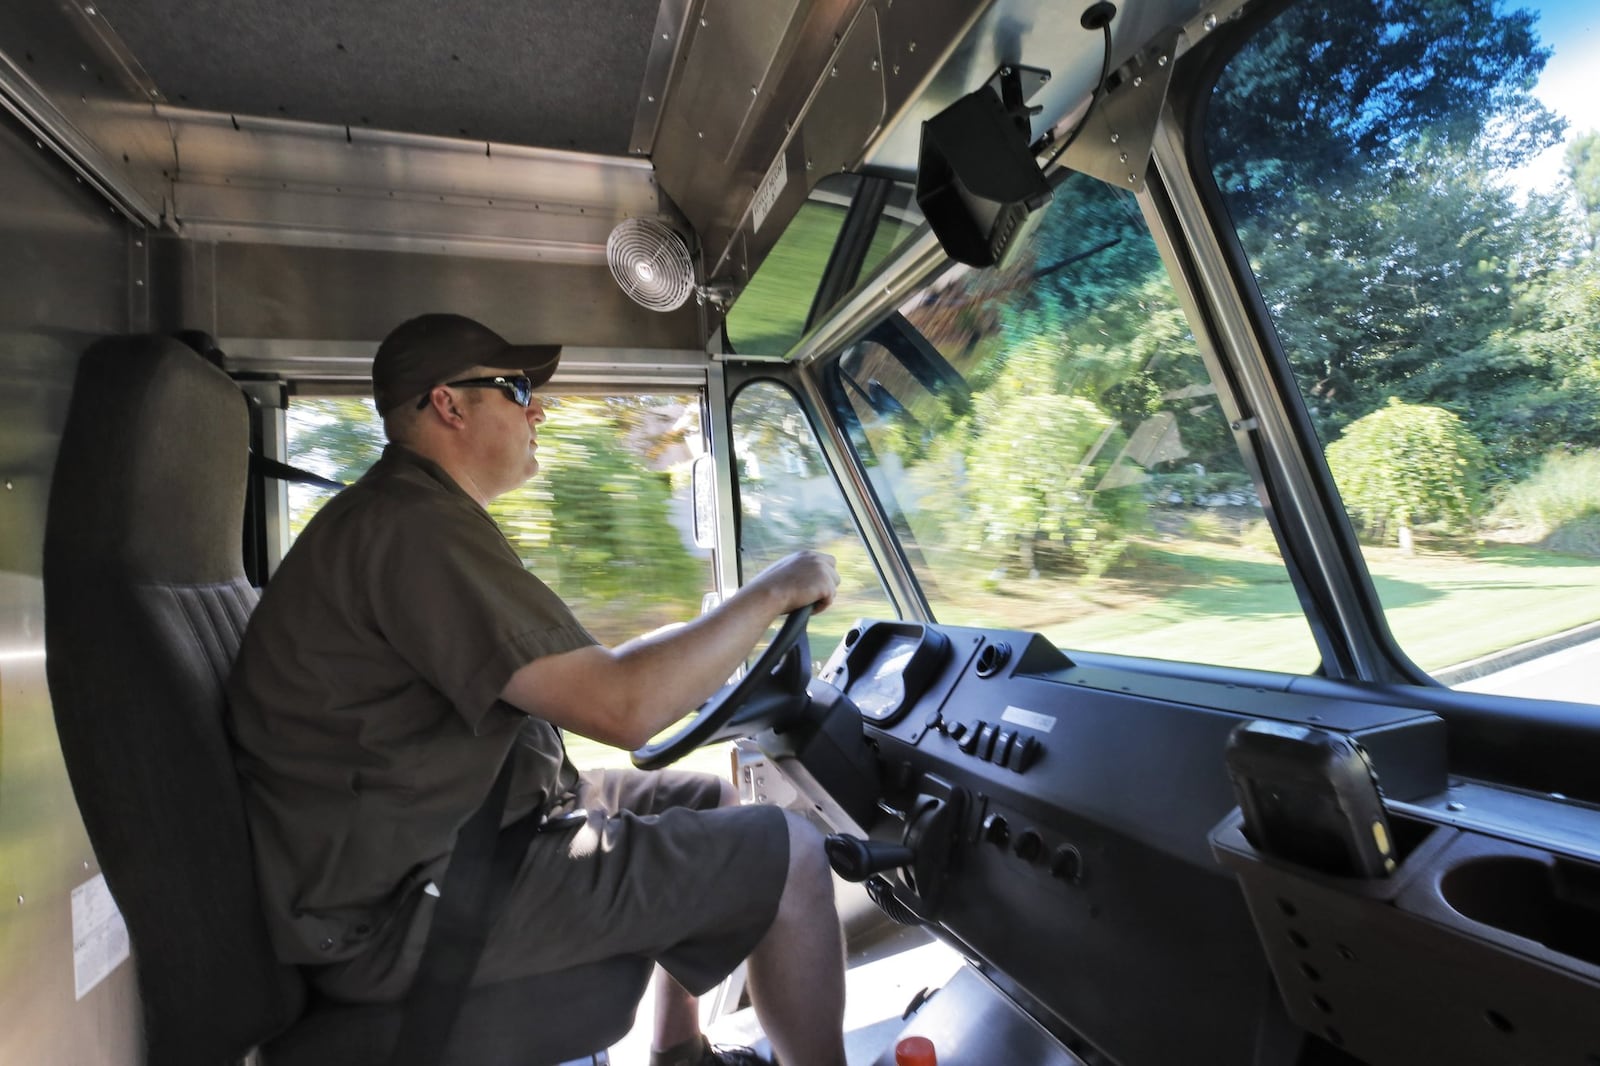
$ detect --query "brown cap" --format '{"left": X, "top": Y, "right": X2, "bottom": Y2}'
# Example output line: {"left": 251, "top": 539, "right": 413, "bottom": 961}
{"left": 372, "top": 313, "right": 561, "bottom": 414}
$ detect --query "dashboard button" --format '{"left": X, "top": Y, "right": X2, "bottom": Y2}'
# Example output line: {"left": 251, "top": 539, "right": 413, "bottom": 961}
{"left": 1015, "top": 829, "right": 1043, "bottom": 862}
{"left": 1010, "top": 735, "right": 1041, "bottom": 772}
{"left": 982, "top": 813, "right": 1010, "bottom": 846}
{"left": 993, "top": 731, "right": 1015, "bottom": 765}
{"left": 958, "top": 723, "right": 981, "bottom": 753}
{"left": 1051, "top": 844, "right": 1084, "bottom": 882}
{"left": 976, "top": 724, "right": 998, "bottom": 761}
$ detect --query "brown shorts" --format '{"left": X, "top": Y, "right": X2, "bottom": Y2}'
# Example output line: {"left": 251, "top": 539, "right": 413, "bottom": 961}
{"left": 312, "top": 767, "right": 791, "bottom": 1002}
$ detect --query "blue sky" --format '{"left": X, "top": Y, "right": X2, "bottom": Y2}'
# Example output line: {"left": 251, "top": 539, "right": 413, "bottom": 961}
{"left": 1513, "top": 0, "right": 1600, "bottom": 192}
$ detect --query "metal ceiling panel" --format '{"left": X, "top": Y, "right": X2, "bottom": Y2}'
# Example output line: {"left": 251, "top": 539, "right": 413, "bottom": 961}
{"left": 90, "top": 0, "right": 662, "bottom": 155}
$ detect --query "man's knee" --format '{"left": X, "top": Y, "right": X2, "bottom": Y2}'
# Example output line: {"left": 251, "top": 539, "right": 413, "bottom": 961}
{"left": 778, "top": 811, "right": 835, "bottom": 908}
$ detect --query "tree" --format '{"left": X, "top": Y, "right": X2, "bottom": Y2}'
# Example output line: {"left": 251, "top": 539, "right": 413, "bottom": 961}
{"left": 1203, "top": 0, "right": 1600, "bottom": 489}
{"left": 1326, "top": 398, "right": 1488, "bottom": 551}
{"left": 1567, "top": 131, "right": 1600, "bottom": 249}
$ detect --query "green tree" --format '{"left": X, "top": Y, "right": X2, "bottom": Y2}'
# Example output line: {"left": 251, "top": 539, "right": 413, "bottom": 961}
{"left": 1567, "top": 131, "right": 1600, "bottom": 249}
{"left": 1326, "top": 398, "right": 1488, "bottom": 551}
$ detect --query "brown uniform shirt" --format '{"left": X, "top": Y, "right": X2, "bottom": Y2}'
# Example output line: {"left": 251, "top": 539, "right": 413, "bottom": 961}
{"left": 227, "top": 444, "right": 595, "bottom": 965}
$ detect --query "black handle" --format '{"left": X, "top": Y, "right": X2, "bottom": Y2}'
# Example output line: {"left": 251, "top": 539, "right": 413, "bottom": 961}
{"left": 824, "top": 834, "right": 915, "bottom": 882}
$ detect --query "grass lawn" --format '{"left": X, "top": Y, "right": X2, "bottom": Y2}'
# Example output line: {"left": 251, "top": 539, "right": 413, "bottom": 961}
{"left": 562, "top": 536, "right": 1600, "bottom": 771}
{"left": 928, "top": 535, "right": 1600, "bottom": 676}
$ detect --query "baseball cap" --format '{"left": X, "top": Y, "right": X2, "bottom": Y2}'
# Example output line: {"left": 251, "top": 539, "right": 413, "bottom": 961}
{"left": 372, "top": 313, "right": 561, "bottom": 414}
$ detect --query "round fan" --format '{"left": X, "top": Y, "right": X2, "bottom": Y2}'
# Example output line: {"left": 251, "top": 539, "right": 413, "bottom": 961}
{"left": 606, "top": 217, "right": 695, "bottom": 312}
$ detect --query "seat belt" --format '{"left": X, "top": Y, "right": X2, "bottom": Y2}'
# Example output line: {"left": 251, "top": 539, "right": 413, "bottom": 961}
{"left": 251, "top": 452, "right": 347, "bottom": 491}
{"left": 388, "top": 754, "right": 544, "bottom": 1066}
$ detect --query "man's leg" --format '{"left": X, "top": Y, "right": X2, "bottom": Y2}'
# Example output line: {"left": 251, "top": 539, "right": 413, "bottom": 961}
{"left": 651, "top": 778, "right": 740, "bottom": 1056}
{"left": 744, "top": 810, "right": 847, "bottom": 1066}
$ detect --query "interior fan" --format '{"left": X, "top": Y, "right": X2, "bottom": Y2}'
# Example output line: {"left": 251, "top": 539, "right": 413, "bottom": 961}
{"left": 606, "top": 217, "right": 696, "bottom": 312}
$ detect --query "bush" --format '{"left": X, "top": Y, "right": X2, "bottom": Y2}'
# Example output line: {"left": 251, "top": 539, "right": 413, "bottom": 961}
{"left": 1490, "top": 449, "right": 1600, "bottom": 544}
{"left": 1326, "top": 398, "right": 1487, "bottom": 546}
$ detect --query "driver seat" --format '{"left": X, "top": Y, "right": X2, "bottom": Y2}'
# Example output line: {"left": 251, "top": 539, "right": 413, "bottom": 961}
{"left": 42, "top": 335, "right": 652, "bottom": 1066}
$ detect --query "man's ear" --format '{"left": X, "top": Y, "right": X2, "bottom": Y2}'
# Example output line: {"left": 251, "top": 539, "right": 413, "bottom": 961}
{"left": 423, "top": 387, "right": 467, "bottom": 427}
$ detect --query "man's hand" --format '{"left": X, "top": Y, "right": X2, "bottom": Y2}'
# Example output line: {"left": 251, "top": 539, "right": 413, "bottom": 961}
{"left": 744, "top": 550, "right": 840, "bottom": 617}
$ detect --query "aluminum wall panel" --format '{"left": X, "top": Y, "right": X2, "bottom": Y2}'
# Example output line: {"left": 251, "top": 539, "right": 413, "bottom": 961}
{"left": 0, "top": 109, "right": 142, "bottom": 1066}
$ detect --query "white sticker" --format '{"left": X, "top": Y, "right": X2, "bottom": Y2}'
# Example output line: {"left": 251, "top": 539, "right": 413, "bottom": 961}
{"left": 71, "top": 874, "right": 130, "bottom": 1000}
{"left": 751, "top": 152, "right": 789, "bottom": 233}
{"left": 1001, "top": 705, "right": 1056, "bottom": 733}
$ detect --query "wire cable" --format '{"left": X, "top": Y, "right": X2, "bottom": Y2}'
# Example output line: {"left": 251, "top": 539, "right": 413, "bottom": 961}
{"left": 1042, "top": 2, "right": 1119, "bottom": 173}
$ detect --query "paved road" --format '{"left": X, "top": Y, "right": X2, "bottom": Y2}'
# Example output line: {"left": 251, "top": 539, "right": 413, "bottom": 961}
{"left": 1455, "top": 639, "right": 1599, "bottom": 706}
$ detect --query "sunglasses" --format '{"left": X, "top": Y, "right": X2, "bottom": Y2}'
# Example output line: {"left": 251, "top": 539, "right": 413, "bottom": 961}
{"left": 417, "top": 374, "right": 535, "bottom": 409}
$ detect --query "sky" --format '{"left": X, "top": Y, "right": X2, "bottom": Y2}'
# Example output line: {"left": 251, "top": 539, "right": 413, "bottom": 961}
{"left": 1509, "top": 0, "right": 1600, "bottom": 194}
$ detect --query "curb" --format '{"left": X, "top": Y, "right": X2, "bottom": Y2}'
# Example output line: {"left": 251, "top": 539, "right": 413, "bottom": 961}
{"left": 1433, "top": 619, "right": 1600, "bottom": 686}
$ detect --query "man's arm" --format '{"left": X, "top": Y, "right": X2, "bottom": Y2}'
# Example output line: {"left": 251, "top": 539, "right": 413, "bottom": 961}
{"left": 499, "top": 550, "right": 839, "bottom": 749}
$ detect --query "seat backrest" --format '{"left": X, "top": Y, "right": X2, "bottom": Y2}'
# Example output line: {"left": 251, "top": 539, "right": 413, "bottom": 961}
{"left": 43, "top": 336, "right": 305, "bottom": 1066}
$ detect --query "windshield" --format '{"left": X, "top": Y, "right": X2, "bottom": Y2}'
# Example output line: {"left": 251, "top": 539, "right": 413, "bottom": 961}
{"left": 822, "top": 171, "right": 1320, "bottom": 672}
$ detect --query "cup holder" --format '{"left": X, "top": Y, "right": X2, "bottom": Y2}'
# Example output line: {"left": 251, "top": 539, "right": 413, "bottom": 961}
{"left": 1441, "top": 856, "right": 1600, "bottom": 967}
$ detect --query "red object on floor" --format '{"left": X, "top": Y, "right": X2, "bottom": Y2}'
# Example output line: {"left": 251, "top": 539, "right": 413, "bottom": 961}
{"left": 895, "top": 1035, "right": 938, "bottom": 1066}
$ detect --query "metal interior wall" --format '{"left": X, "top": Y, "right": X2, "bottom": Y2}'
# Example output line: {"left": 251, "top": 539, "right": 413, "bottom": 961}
{"left": 151, "top": 238, "right": 704, "bottom": 356}
{"left": 0, "top": 110, "right": 143, "bottom": 1066}
{"left": 0, "top": 0, "right": 172, "bottom": 223}
{"left": 159, "top": 109, "right": 674, "bottom": 262}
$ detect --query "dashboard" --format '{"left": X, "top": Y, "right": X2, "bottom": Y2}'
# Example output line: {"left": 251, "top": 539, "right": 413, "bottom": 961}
{"left": 765, "top": 619, "right": 1600, "bottom": 1066}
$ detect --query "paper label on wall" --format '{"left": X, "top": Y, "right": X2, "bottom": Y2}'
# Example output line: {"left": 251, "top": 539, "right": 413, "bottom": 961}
{"left": 1001, "top": 705, "right": 1057, "bottom": 733}
{"left": 71, "top": 874, "right": 130, "bottom": 1000}
{"left": 751, "top": 152, "right": 789, "bottom": 233}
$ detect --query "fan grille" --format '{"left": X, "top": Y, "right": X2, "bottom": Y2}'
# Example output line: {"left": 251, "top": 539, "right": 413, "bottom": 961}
{"left": 606, "top": 218, "right": 695, "bottom": 312}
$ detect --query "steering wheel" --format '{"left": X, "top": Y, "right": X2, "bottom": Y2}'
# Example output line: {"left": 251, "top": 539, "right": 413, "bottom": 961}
{"left": 631, "top": 605, "right": 813, "bottom": 771}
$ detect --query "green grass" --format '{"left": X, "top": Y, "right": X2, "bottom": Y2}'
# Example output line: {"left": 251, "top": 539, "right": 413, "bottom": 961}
{"left": 930, "top": 535, "right": 1600, "bottom": 676}
{"left": 564, "top": 534, "right": 1600, "bottom": 770}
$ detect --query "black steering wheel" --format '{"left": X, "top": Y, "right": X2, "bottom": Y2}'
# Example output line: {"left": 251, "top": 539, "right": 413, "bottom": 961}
{"left": 631, "top": 606, "right": 813, "bottom": 771}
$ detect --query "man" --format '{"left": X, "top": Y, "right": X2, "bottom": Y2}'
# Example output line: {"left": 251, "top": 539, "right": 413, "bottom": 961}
{"left": 228, "top": 313, "right": 848, "bottom": 1066}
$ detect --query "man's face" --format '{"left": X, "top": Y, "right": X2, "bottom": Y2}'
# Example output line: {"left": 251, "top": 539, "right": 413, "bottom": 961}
{"left": 451, "top": 365, "right": 548, "bottom": 498}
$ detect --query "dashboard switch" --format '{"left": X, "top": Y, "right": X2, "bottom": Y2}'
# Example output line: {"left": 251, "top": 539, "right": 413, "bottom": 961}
{"left": 977, "top": 723, "right": 998, "bottom": 761}
{"left": 1015, "top": 829, "right": 1044, "bottom": 862}
{"left": 982, "top": 812, "right": 1010, "bottom": 846}
{"left": 994, "top": 731, "right": 1015, "bottom": 765}
{"left": 1009, "top": 735, "right": 1041, "bottom": 773}
{"left": 958, "top": 723, "right": 981, "bottom": 754}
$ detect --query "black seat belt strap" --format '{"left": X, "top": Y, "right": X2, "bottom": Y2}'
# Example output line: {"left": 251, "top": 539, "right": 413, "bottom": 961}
{"left": 389, "top": 754, "right": 543, "bottom": 1066}
{"left": 250, "top": 452, "right": 347, "bottom": 491}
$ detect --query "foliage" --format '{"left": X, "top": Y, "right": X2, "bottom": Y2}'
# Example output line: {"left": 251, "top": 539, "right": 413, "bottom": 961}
{"left": 1569, "top": 132, "right": 1600, "bottom": 248}
{"left": 1326, "top": 398, "right": 1488, "bottom": 543}
{"left": 1206, "top": 0, "right": 1588, "bottom": 462}
{"left": 1488, "top": 448, "right": 1600, "bottom": 540}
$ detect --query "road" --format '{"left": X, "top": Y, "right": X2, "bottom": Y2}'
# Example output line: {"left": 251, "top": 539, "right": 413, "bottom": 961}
{"left": 1454, "top": 638, "right": 1599, "bottom": 706}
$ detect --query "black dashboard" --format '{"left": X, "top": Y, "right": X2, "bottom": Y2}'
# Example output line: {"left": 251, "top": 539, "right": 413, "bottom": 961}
{"left": 763, "top": 619, "right": 1600, "bottom": 1066}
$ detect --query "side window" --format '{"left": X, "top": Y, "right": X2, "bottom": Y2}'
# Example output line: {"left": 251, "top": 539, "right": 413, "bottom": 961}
{"left": 822, "top": 173, "right": 1321, "bottom": 672}
{"left": 731, "top": 380, "right": 896, "bottom": 661}
{"left": 1205, "top": 0, "right": 1600, "bottom": 700}
{"left": 286, "top": 393, "right": 721, "bottom": 767}
{"left": 725, "top": 175, "right": 925, "bottom": 356}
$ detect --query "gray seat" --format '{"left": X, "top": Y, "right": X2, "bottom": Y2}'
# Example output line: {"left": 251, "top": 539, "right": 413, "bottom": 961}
{"left": 42, "top": 335, "right": 651, "bottom": 1066}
